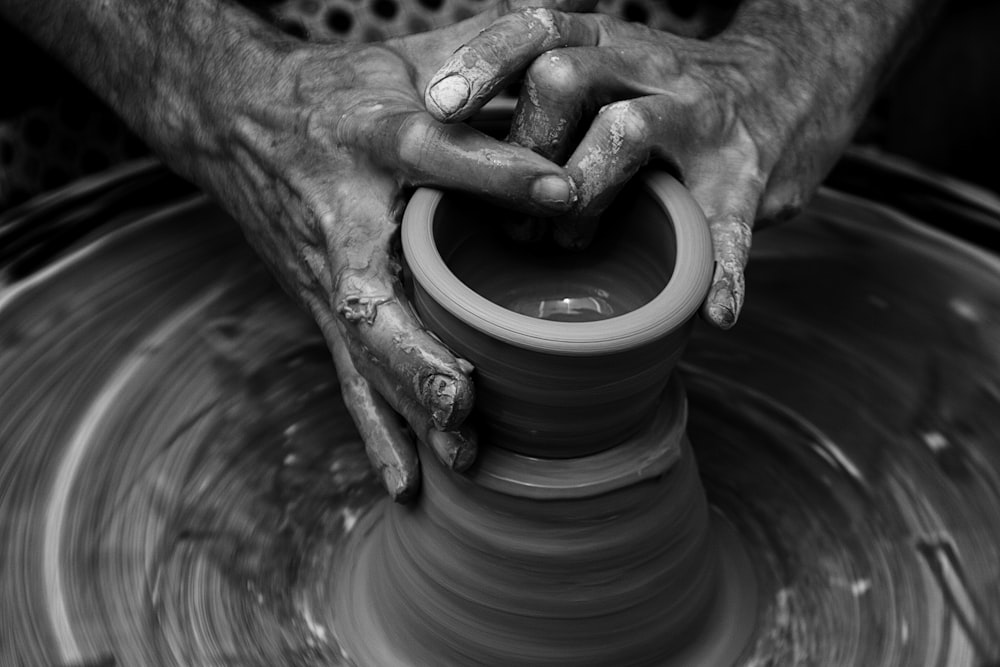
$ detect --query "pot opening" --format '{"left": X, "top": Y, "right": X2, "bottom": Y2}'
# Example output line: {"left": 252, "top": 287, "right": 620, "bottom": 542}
{"left": 432, "top": 179, "right": 677, "bottom": 323}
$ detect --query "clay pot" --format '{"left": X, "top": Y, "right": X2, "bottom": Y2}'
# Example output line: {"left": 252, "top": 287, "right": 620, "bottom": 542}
{"left": 402, "top": 171, "right": 713, "bottom": 458}
{"left": 334, "top": 378, "right": 722, "bottom": 666}
{"left": 339, "top": 172, "right": 732, "bottom": 665}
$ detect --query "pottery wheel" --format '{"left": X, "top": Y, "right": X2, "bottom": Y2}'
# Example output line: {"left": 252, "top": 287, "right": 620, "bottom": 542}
{"left": 1, "top": 160, "right": 1000, "bottom": 666}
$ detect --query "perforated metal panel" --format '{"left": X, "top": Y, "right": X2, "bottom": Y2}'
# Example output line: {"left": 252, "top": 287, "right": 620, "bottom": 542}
{"left": 266, "top": 0, "right": 721, "bottom": 42}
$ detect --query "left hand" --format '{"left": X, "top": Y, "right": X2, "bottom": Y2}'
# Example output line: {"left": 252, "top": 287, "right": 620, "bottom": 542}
{"left": 422, "top": 8, "right": 877, "bottom": 328}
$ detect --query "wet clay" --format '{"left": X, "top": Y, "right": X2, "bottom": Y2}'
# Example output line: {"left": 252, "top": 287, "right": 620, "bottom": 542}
{"left": 324, "top": 172, "right": 744, "bottom": 664}
{"left": 2, "top": 165, "right": 1000, "bottom": 665}
{"left": 401, "top": 173, "right": 714, "bottom": 458}
{"left": 327, "top": 381, "right": 753, "bottom": 666}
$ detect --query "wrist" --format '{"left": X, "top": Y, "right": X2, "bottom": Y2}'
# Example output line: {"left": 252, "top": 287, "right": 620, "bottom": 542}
{"left": 134, "top": 5, "right": 292, "bottom": 173}
{"left": 711, "top": 0, "right": 943, "bottom": 138}
{"left": 1, "top": 0, "right": 295, "bottom": 177}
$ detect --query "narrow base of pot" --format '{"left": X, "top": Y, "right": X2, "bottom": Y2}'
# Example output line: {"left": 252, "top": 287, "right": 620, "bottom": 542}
{"left": 329, "top": 385, "right": 757, "bottom": 666}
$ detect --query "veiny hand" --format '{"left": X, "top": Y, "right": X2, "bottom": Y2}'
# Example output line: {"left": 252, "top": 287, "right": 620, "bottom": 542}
{"left": 147, "top": 3, "right": 591, "bottom": 501}
{"left": 422, "top": 5, "right": 894, "bottom": 328}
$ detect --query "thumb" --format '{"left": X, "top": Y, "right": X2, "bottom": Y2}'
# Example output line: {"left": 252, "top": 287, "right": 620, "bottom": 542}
{"left": 393, "top": 0, "right": 598, "bottom": 87}
{"left": 689, "top": 166, "right": 762, "bottom": 330}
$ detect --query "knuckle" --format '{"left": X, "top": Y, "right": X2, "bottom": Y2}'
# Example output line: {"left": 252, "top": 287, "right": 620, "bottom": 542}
{"left": 339, "top": 366, "right": 372, "bottom": 402}
{"left": 393, "top": 114, "right": 433, "bottom": 170}
{"left": 333, "top": 100, "right": 386, "bottom": 150}
{"left": 518, "top": 7, "right": 559, "bottom": 38}
{"left": 332, "top": 266, "right": 366, "bottom": 302}
{"left": 527, "top": 51, "right": 582, "bottom": 97}
{"left": 486, "top": 8, "right": 563, "bottom": 53}
{"left": 333, "top": 268, "right": 393, "bottom": 326}
{"left": 599, "top": 100, "right": 652, "bottom": 147}
{"left": 710, "top": 216, "right": 753, "bottom": 264}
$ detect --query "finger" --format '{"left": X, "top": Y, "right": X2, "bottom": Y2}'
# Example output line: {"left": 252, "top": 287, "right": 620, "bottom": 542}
{"left": 320, "top": 181, "right": 476, "bottom": 435}
{"left": 392, "top": 0, "right": 600, "bottom": 85}
{"left": 504, "top": 49, "right": 602, "bottom": 247}
{"left": 349, "top": 341, "right": 479, "bottom": 473}
{"left": 427, "top": 428, "right": 478, "bottom": 473}
{"left": 326, "top": 317, "right": 421, "bottom": 502}
{"left": 508, "top": 47, "right": 668, "bottom": 248}
{"left": 424, "top": 9, "right": 605, "bottom": 123}
{"left": 303, "top": 196, "right": 479, "bottom": 476}
{"left": 693, "top": 174, "right": 761, "bottom": 330}
{"left": 555, "top": 97, "right": 653, "bottom": 248}
{"left": 345, "top": 110, "right": 576, "bottom": 215}
{"left": 562, "top": 97, "right": 658, "bottom": 225}
{"left": 566, "top": 94, "right": 760, "bottom": 326}
{"left": 335, "top": 264, "right": 476, "bottom": 433}
{"left": 508, "top": 51, "right": 591, "bottom": 164}
{"left": 509, "top": 47, "right": 648, "bottom": 162}
{"left": 326, "top": 299, "right": 477, "bottom": 488}
{"left": 654, "top": 103, "right": 761, "bottom": 330}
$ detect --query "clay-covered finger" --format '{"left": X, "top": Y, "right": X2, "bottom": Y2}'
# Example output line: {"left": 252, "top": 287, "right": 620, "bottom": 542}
{"left": 427, "top": 427, "right": 478, "bottom": 473}
{"left": 345, "top": 328, "right": 479, "bottom": 472}
{"left": 562, "top": 98, "right": 658, "bottom": 233}
{"left": 335, "top": 266, "right": 475, "bottom": 432}
{"left": 700, "top": 215, "right": 754, "bottom": 329}
{"left": 351, "top": 112, "right": 576, "bottom": 215}
{"left": 509, "top": 47, "right": 639, "bottom": 162}
{"left": 424, "top": 8, "right": 604, "bottom": 123}
{"left": 502, "top": 49, "right": 599, "bottom": 247}
{"left": 558, "top": 78, "right": 759, "bottom": 325}
{"left": 563, "top": 93, "right": 759, "bottom": 326}
{"left": 505, "top": 47, "right": 652, "bottom": 247}
{"left": 690, "top": 156, "right": 763, "bottom": 329}
{"left": 320, "top": 190, "right": 476, "bottom": 434}
{"left": 508, "top": 54, "right": 591, "bottom": 161}
{"left": 392, "top": 0, "right": 599, "bottom": 85}
{"left": 327, "top": 322, "right": 421, "bottom": 501}
{"left": 299, "top": 289, "right": 423, "bottom": 501}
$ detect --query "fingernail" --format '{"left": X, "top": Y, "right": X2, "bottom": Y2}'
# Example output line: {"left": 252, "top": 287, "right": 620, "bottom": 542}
{"left": 530, "top": 175, "right": 573, "bottom": 210}
{"left": 381, "top": 466, "right": 414, "bottom": 503}
{"left": 705, "top": 267, "right": 738, "bottom": 329}
{"left": 427, "top": 74, "right": 471, "bottom": 118}
{"left": 429, "top": 429, "right": 477, "bottom": 471}
{"left": 457, "top": 357, "right": 475, "bottom": 376}
{"left": 423, "top": 373, "right": 459, "bottom": 429}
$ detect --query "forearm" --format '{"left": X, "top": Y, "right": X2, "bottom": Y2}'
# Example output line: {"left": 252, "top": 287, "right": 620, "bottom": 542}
{"left": 697, "top": 0, "right": 944, "bottom": 213}
{"left": 727, "top": 0, "right": 942, "bottom": 83}
{"left": 0, "top": 0, "right": 284, "bottom": 169}
{"left": 719, "top": 0, "right": 943, "bottom": 144}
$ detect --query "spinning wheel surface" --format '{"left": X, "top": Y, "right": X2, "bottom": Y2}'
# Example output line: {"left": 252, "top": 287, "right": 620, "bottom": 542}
{"left": 0, "top": 161, "right": 999, "bottom": 665}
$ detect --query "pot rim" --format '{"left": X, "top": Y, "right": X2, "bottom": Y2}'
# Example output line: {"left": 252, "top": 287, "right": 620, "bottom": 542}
{"left": 402, "top": 171, "right": 713, "bottom": 355}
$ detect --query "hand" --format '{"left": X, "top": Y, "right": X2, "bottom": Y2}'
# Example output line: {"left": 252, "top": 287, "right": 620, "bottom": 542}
{"left": 422, "top": 4, "right": 896, "bottom": 328}
{"left": 147, "top": 6, "right": 586, "bottom": 500}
